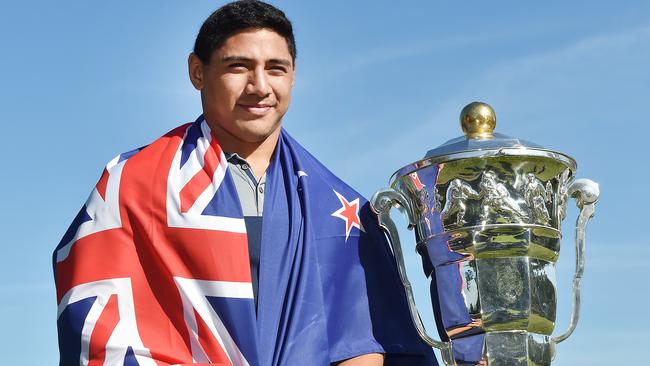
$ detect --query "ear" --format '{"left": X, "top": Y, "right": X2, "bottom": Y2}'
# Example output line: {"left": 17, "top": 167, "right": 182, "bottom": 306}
{"left": 188, "top": 53, "right": 204, "bottom": 90}
{"left": 290, "top": 61, "right": 296, "bottom": 87}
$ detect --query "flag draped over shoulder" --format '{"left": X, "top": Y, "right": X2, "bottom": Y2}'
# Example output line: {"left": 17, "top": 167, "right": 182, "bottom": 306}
{"left": 54, "top": 116, "right": 436, "bottom": 366}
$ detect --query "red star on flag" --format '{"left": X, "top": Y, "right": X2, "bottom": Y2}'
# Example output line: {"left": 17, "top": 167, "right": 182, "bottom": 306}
{"left": 331, "top": 190, "right": 365, "bottom": 241}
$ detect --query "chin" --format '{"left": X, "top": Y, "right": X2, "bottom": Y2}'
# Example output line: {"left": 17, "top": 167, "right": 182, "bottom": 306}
{"left": 232, "top": 122, "right": 281, "bottom": 143}
{"left": 236, "top": 116, "right": 282, "bottom": 134}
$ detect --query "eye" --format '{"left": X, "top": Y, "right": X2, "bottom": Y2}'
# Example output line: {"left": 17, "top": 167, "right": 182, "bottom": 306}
{"left": 228, "top": 63, "right": 248, "bottom": 72}
{"left": 268, "top": 65, "right": 288, "bottom": 75}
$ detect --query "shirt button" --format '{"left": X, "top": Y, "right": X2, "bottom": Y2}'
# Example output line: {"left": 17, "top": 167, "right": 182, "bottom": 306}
{"left": 241, "top": 164, "right": 249, "bottom": 170}
{"left": 258, "top": 185, "right": 264, "bottom": 194}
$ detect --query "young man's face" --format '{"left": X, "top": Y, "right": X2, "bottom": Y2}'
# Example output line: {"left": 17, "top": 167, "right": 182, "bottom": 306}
{"left": 189, "top": 28, "right": 295, "bottom": 149}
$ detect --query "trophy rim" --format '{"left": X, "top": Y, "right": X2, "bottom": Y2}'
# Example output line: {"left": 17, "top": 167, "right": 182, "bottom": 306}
{"left": 389, "top": 147, "right": 577, "bottom": 186}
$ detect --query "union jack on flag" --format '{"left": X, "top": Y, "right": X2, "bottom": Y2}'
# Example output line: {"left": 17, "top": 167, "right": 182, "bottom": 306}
{"left": 54, "top": 119, "right": 258, "bottom": 366}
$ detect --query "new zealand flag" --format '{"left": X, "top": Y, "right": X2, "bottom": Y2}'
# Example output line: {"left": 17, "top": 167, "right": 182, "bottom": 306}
{"left": 54, "top": 116, "right": 435, "bottom": 365}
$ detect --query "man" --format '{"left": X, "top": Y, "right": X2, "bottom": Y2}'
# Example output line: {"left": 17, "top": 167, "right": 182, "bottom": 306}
{"left": 53, "top": 1, "right": 436, "bottom": 365}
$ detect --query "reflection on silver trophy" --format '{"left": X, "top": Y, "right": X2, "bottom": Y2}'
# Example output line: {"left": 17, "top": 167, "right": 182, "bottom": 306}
{"left": 371, "top": 102, "right": 599, "bottom": 366}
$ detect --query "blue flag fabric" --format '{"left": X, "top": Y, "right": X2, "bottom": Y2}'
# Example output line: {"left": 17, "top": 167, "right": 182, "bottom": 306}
{"left": 257, "top": 129, "right": 436, "bottom": 365}
{"left": 53, "top": 115, "right": 436, "bottom": 365}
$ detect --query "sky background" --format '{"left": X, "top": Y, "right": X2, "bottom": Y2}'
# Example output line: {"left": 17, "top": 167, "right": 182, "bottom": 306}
{"left": 1, "top": 0, "right": 648, "bottom": 364}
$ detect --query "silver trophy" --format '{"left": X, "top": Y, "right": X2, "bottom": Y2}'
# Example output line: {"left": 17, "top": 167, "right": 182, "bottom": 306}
{"left": 371, "top": 102, "right": 599, "bottom": 366}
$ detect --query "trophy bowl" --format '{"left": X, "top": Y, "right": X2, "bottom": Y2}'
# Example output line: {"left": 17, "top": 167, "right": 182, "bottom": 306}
{"left": 371, "top": 102, "right": 599, "bottom": 366}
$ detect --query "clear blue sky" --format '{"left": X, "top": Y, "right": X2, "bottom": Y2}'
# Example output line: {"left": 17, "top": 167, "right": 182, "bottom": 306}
{"left": 1, "top": 1, "right": 648, "bottom": 364}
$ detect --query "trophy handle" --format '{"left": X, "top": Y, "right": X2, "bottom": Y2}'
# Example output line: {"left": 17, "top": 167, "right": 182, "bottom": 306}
{"left": 371, "top": 188, "right": 456, "bottom": 366}
{"left": 552, "top": 178, "right": 600, "bottom": 345}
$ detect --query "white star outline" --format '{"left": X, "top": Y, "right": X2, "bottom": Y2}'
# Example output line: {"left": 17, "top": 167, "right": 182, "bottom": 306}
{"left": 331, "top": 190, "right": 365, "bottom": 241}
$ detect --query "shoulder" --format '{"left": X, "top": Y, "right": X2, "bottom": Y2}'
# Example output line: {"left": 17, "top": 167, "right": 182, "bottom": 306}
{"left": 117, "top": 123, "right": 190, "bottom": 166}
{"left": 84, "top": 122, "right": 195, "bottom": 218}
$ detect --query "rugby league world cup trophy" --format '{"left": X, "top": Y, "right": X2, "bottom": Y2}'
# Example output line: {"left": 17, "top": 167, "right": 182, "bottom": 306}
{"left": 371, "top": 102, "right": 599, "bottom": 365}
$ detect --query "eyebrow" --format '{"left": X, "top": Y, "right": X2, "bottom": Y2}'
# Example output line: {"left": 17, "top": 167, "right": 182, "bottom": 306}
{"left": 269, "top": 58, "right": 292, "bottom": 67}
{"left": 221, "top": 55, "right": 252, "bottom": 63}
{"left": 221, "top": 55, "right": 292, "bottom": 67}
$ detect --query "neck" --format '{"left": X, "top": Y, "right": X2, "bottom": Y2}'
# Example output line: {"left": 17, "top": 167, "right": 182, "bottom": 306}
{"left": 205, "top": 119, "right": 281, "bottom": 180}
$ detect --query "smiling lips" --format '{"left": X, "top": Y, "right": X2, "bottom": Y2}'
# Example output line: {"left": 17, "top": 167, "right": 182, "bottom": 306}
{"left": 238, "top": 102, "right": 273, "bottom": 115}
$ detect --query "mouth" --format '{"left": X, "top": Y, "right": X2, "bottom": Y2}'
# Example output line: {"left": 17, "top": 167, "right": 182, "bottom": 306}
{"left": 237, "top": 103, "right": 274, "bottom": 115}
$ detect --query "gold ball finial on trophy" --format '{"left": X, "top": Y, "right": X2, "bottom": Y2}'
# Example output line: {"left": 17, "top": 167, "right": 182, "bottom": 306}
{"left": 460, "top": 101, "right": 496, "bottom": 139}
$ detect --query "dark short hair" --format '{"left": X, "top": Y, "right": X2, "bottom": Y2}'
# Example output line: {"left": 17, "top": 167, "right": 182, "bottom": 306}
{"left": 193, "top": 0, "right": 296, "bottom": 64}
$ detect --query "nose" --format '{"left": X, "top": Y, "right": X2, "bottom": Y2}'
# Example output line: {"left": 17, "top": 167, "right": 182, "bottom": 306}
{"left": 246, "top": 67, "right": 270, "bottom": 97}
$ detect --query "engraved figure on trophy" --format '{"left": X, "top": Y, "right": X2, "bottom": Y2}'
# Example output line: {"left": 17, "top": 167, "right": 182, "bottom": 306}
{"left": 433, "top": 187, "right": 444, "bottom": 217}
{"left": 557, "top": 168, "right": 572, "bottom": 221}
{"left": 418, "top": 188, "right": 430, "bottom": 216}
{"left": 478, "top": 170, "right": 528, "bottom": 224}
{"left": 522, "top": 173, "right": 553, "bottom": 225}
{"left": 441, "top": 178, "right": 480, "bottom": 225}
